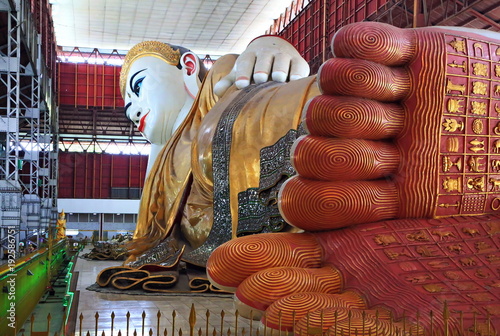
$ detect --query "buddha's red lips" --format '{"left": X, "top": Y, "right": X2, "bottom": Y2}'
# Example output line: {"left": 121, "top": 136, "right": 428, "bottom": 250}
{"left": 138, "top": 112, "right": 149, "bottom": 133}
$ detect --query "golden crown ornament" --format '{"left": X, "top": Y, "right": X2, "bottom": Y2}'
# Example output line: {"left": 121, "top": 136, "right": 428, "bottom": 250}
{"left": 120, "top": 41, "right": 181, "bottom": 97}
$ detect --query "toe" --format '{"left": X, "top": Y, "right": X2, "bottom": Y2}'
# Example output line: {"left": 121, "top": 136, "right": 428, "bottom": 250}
{"left": 263, "top": 291, "right": 366, "bottom": 332}
{"left": 279, "top": 177, "right": 398, "bottom": 230}
{"left": 332, "top": 22, "right": 416, "bottom": 66}
{"left": 303, "top": 95, "right": 404, "bottom": 139}
{"left": 318, "top": 58, "right": 410, "bottom": 101}
{"left": 291, "top": 135, "right": 399, "bottom": 181}
{"left": 235, "top": 266, "right": 342, "bottom": 317}
{"left": 207, "top": 233, "right": 323, "bottom": 290}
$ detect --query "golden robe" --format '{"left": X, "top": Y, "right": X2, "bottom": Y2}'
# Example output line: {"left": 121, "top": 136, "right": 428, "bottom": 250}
{"left": 129, "top": 54, "right": 319, "bottom": 266}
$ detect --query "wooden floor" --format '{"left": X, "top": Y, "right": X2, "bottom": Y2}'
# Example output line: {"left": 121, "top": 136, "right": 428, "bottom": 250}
{"left": 23, "top": 246, "right": 256, "bottom": 336}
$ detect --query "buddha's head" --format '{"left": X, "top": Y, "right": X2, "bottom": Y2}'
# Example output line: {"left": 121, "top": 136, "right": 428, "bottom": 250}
{"left": 120, "top": 41, "right": 206, "bottom": 145}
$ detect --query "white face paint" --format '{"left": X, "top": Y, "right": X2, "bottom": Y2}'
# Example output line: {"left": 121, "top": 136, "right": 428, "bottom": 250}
{"left": 124, "top": 56, "right": 188, "bottom": 145}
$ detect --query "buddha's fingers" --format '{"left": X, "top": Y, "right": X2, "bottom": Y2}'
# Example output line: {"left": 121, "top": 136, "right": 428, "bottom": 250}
{"left": 233, "top": 51, "right": 256, "bottom": 89}
{"left": 252, "top": 52, "right": 274, "bottom": 84}
{"left": 331, "top": 22, "right": 416, "bottom": 66}
{"left": 279, "top": 177, "right": 398, "bottom": 231}
{"left": 206, "top": 232, "right": 322, "bottom": 292}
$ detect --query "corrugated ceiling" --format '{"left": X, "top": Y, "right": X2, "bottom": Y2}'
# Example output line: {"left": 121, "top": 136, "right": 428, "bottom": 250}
{"left": 49, "top": 0, "right": 294, "bottom": 56}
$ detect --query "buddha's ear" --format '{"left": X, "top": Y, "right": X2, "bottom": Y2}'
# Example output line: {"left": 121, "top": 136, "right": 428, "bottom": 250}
{"left": 181, "top": 52, "right": 201, "bottom": 98}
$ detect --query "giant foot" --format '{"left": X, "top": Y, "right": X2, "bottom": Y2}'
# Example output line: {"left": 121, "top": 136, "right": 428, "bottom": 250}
{"left": 207, "top": 22, "right": 500, "bottom": 335}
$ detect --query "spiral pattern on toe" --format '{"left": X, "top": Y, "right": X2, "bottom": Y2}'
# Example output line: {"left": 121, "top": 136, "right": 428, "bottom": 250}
{"left": 328, "top": 309, "right": 394, "bottom": 336}
{"left": 236, "top": 266, "right": 341, "bottom": 311}
{"left": 207, "top": 233, "right": 322, "bottom": 288}
{"left": 319, "top": 58, "right": 410, "bottom": 102}
{"left": 264, "top": 292, "right": 366, "bottom": 332}
{"left": 292, "top": 136, "right": 399, "bottom": 181}
{"left": 332, "top": 22, "right": 415, "bottom": 66}
{"left": 279, "top": 177, "right": 398, "bottom": 231}
{"left": 294, "top": 308, "right": 394, "bottom": 336}
{"left": 303, "top": 95, "right": 404, "bottom": 139}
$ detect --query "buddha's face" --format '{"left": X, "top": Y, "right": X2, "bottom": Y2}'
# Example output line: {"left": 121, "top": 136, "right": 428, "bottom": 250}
{"left": 124, "top": 56, "right": 188, "bottom": 145}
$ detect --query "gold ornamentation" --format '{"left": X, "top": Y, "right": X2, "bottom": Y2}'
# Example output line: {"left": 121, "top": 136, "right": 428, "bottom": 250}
{"left": 447, "top": 98, "right": 464, "bottom": 113}
{"left": 467, "top": 176, "right": 485, "bottom": 191}
{"left": 473, "top": 42, "right": 484, "bottom": 56}
{"left": 406, "top": 274, "right": 433, "bottom": 283}
{"left": 460, "top": 257, "right": 476, "bottom": 266}
{"left": 443, "top": 156, "right": 462, "bottom": 172}
{"left": 475, "top": 241, "right": 493, "bottom": 252}
{"left": 472, "top": 119, "right": 483, "bottom": 134}
{"left": 475, "top": 269, "right": 490, "bottom": 278}
{"left": 453, "top": 282, "right": 478, "bottom": 291}
{"left": 446, "top": 79, "right": 465, "bottom": 94}
{"left": 385, "top": 249, "right": 411, "bottom": 260}
{"left": 471, "top": 101, "right": 487, "bottom": 115}
{"left": 494, "top": 125, "right": 500, "bottom": 136}
{"left": 442, "top": 118, "right": 464, "bottom": 132}
{"left": 486, "top": 219, "right": 500, "bottom": 233}
{"left": 495, "top": 85, "right": 500, "bottom": 95}
{"left": 360, "top": 225, "right": 386, "bottom": 231}
{"left": 472, "top": 81, "right": 487, "bottom": 95}
{"left": 447, "top": 243, "right": 464, "bottom": 253}
{"left": 415, "top": 246, "right": 436, "bottom": 257}
{"left": 491, "top": 159, "right": 500, "bottom": 172}
{"left": 462, "top": 194, "right": 486, "bottom": 212}
{"left": 489, "top": 177, "right": 500, "bottom": 191}
{"left": 431, "top": 230, "right": 456, "bottom": 240}
{"left": 449, "top": 38, "right": 466, "bottom": 53}
{"left": 119, "top": 41, "right": 182, "bottom": 96}
{"left": 438, "top": 201, "right": 460, "bottom": 208}
{"left": 374, "top": 234, "right": 398, "bottom": 246}
{"left": 443, "top": 176, "right": 462, "bottom": 192}
{"left": 428, "top": 260, "right": 451, "bottom": 268}
{"left": 495, "top": 103, "right": 500, "bottom": 115}
{"left": 495, "top": 65, "right": 500, "bottom": 77}
{"left": 472, "top": 63, "right": 488, "bottom": 76}
{"left": 423, "top": 284, "right": 445, "bottom": 293}
{"left": 462, "top": 227, "right": 480, "bottom": 236}
{"left": 490, "top": 281, "right": 500, "bottom": 288}
{"left": 406, "top": 230, "right": 429, "bottom": 242}
{"left": 486, "top": 254, "right": 500, "bottom": 264}
{"left": 467, "top": 156, "right": 484, "bottom": 172}
{"left": 446, "top": 137, "right": 460, "bottom": 152}
{"left": 448, "top": 60, "right": 467, "bottom": 72}
{"left": 444, "top": 271, "right": 462, "bottom": 280}
{"left": 469, "top": 138, "right": 485, "bottom": 152}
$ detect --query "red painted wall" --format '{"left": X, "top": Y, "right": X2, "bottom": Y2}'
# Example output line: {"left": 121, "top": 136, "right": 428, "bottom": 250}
{"left": 58, "top": 63, "right": 124, "bottom": 109}
{"left": 58, "top": 152, "right": 148, "bottom": 199}
{"left": 277, "top": 0, "right": 389, "bottom": 73}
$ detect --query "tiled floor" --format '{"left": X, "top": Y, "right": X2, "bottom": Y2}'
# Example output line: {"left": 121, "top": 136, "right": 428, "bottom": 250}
{"left": 73, "top": 247, "right": 255, "bottom": 336}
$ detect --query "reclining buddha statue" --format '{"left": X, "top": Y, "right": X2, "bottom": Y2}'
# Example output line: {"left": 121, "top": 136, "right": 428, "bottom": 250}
{"left": 207, "top": 23, "right": 500, "bottom": 335}
{"left": 97, "top": 30, "right": 313, "bottom": 289}
{"left": 97, "top": 21, "right": 499, "bottom": 334}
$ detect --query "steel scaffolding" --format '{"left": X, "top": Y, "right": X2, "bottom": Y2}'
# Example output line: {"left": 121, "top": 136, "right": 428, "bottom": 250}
{"left": 0, "top": 0, "right": 57, "bottom": 257}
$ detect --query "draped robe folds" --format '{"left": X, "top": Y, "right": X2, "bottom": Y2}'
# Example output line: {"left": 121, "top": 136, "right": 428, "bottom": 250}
{"left": 129, "top": 54, "right": 320, "bottom": 265}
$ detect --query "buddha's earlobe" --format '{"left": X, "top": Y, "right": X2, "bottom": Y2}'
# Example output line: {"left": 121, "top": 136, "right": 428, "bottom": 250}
{"left": 181, "top": 52, "right": 198, "bottom": 76}
{"left": 181, "top": 52, "right": 201, "bottom": 98}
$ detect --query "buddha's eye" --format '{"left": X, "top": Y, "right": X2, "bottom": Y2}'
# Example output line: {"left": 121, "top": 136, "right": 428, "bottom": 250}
{"left": 133, "top": 77, "right": 145, "bottom": 96}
